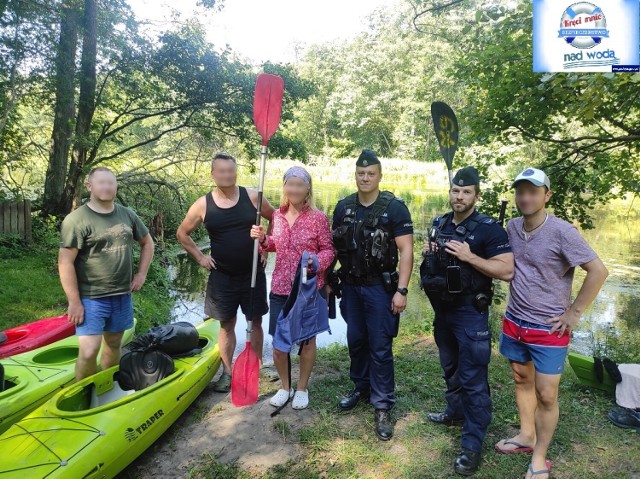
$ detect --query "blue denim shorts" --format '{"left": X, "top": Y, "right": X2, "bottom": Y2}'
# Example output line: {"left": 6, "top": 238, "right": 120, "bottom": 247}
{"left": 77, "top": 293, "right": 134, "bottom": 336}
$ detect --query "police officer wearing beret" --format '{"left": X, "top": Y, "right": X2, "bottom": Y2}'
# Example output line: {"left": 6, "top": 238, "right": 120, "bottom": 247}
{"left": 331, "top": 149, "right": 414, "bottom": 441}
{"left": 421, "top": 166, "right": 514, "bottom": 475}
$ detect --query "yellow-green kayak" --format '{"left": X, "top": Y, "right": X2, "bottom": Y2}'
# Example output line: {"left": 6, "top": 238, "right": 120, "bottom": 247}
{"left": 0, "top": 319, "right": 220, "bottom": 478}
{"left": 568, "top": 351, "right": 616, "bottom": 394}
{"left": 0, "top": 319, "right": 136, "bottom": 434}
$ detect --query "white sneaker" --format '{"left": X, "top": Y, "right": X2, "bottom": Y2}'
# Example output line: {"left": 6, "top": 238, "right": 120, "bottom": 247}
{"left": 292, "top": 390, "right": 309, "bottom": 410}
{"left": 269, "top": 388, "right": 294, "bottom": 407}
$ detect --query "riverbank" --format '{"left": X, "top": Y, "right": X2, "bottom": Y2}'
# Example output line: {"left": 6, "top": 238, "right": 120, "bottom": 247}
{"left": 120, "top": 316, "right": 639, "bottom": 479}
{"left": 0, "top": 236, "right": 173, "bottom": 333}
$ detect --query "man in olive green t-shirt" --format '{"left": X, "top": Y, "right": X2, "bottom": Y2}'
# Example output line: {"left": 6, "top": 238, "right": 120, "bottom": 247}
{"left": 58, "top": 167, "right": 154, "bottom": 380}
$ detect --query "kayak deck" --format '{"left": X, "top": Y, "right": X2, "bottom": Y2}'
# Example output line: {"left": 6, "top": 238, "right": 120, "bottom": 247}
{"left": 0, "top": 315, "right": 74, "bottom": 359}
{"left": 0, "top": 319, "right": 221, "bottom": 479}
{"left": 0, "top": 320, "right": 137, "bottom": 434}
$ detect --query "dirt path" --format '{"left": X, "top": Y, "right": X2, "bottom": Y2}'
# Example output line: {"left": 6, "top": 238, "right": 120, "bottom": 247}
{"left": 124, "top": 365, "right": 318, "bottom": 478}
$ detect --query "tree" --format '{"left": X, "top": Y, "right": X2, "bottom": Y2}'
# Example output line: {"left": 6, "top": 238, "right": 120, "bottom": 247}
{"left": 65, "top": 0, "right": 97, "bottom": 212}
{"left": 43, "top": 0, "right": 79, "bottom": 215}
{"left": 37, "top": 2, "right": 310, "bottom": 217}
{"left": 1, "top": 0, "right": 59, "bottom": 199}
{"left": 451, "top": 0, "right": 640, "bottom": 226}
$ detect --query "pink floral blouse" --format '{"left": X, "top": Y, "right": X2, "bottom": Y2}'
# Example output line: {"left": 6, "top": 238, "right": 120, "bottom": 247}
{"left": 261, "top": 205, "right": 335, "bottom": 296}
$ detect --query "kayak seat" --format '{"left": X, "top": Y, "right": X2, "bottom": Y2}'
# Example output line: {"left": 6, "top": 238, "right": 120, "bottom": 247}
{"left": 0, "top": 332, "right": 7, "bottom": 345}
{"left": 116, "top": 350, "right": 175, "bottom": 391}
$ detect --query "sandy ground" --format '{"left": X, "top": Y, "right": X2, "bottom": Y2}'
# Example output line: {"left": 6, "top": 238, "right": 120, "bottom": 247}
{"left": 123, "top": 365, "right": 318, "bottom": 478}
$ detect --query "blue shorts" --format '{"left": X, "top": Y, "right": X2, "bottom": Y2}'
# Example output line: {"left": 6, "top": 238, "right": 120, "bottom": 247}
{"left": 499, "top": 312, "right": 569, "bottom": 375}
{"left": 77, "top": 294, "right": 134, "bottom": 336}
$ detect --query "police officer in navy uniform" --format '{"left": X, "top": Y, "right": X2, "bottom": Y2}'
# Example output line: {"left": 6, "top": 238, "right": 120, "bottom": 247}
{"left": 421, "top": 167, "right": 514, "bottom": 475}
{"left": 331, "top": 149, "right": 414, "bottom": 441}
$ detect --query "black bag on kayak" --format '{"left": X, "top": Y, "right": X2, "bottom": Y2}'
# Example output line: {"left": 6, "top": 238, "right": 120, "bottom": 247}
{"left": 116, "top": 349, "right": 175, "bottom": 391}
{"left": 127, "top": 321, "right": 200, "bottom": 357}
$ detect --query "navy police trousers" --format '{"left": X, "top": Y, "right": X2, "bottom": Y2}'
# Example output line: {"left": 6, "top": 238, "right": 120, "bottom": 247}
{"left": 340, "top": 283, "right": 400, "bottom": 410}
{"left": 433, "top": 303, "right": 492, "bottom": 453}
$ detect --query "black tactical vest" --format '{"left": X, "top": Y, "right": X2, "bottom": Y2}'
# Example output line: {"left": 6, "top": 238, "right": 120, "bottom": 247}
{"left": 420, "top": 211, "right": 495, "bottom": 300}
{"left": 333, "top": 191, "right": 399, "bottom": 281}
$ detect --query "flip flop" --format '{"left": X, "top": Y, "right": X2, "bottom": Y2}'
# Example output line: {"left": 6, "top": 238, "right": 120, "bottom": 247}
{"left": 495, "top": 438, "right": 534, "bottom": 454}
{"left": 526, "top": 460, "right": 552, "bottom": 478}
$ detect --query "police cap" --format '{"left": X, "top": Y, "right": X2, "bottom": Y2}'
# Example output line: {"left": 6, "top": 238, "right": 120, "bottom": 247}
{"left": 356, "top": 149, "right": 380, "bottom": 168}
{"left": 452, "top": 166, "right": 480, "bottom": 186}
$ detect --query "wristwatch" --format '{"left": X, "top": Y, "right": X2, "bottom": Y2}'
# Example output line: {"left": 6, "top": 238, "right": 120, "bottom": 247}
{"left": 396, "top": 287, "right": 408, "bottom": 296}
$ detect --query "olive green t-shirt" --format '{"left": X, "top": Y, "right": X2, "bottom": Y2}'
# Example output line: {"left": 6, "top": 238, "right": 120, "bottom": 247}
{"left": 59, "top": 204, "right": 149, "bottom": 298}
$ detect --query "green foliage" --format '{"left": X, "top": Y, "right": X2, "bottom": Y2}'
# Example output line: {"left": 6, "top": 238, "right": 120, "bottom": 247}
{"left": 0, "top": 248, "right": 65, "bottom": 328}
{"left": 0, "top": 217, "right": 173, "bottom": 331}
{"left": 2, "top": 0, "right": 639, "bottom": 230}
{"left": 451, "top": 0, "right": 640, "bottom": 228}
{"left": 290, "top": 4, "right": 458, "bottom": 160}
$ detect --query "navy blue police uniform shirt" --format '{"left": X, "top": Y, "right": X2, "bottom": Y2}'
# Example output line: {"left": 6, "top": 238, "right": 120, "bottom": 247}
{"left": 439, "top": 210, "right": 511, "bottom": 259}
{"left": 332, "top": 194, "right": 414, "bottom": 238}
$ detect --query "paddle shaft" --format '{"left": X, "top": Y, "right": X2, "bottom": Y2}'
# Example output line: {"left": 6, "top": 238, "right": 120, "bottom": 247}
{"left": 498, "top": 199, "right": 508, "bottom": 227}
{"left": 246, "top": 144, "right": 268, "bottom": 337}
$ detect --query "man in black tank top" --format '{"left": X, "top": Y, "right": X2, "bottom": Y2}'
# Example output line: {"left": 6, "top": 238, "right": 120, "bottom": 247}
{"left": 177, "top": 153, "right": 275, "bottom": 392}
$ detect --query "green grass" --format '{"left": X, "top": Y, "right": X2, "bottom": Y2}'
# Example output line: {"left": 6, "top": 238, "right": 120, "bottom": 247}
{"left": 188, "top": 309, "right": 640, "bottom": 479}
{"left": 0, "top": 239, "right": 173, "bottom": 333}
{"left": 0, "top": 249, "right": 67, "bottom": 328}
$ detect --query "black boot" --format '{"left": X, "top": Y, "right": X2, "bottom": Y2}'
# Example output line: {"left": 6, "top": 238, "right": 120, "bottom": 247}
{"left": 338, "top": 389, "right": 370, "bottom": 411}
{"left": 426, "top": 411, "right": 464, "bottom": 427}
{"left": 454, "top": 448, "right": 481, "bottom": 476}
{"left": 374, "top": 409, "right": 393, "bottom": 441}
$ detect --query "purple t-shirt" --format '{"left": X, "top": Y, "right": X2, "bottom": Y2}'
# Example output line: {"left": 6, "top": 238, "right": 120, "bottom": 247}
{"left": 506, "top": 215, "right": 598, "bottom": 326}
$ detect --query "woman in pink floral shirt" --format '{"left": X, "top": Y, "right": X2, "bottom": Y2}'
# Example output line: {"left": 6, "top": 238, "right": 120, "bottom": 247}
{"left": 250, "top": 166, "right": 334, "bottom": 410}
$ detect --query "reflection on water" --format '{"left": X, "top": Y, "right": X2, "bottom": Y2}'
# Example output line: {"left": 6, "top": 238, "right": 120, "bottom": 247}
{"left": 169, "top": 183, "right": 640, "bottom": 361}
{"left": 573, "top": 206, "right": 640, "bottom": 360}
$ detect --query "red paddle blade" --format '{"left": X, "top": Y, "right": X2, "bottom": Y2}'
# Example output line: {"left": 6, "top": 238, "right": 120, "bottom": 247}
{"left": 231, "top": 341, "right": 260, "bottom": 406}
{"left": 253, "top": 73, "right": 284, "bottom": 146}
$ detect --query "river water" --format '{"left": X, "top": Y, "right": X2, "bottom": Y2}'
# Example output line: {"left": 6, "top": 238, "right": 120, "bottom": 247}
{"left": 169, "top": 183, "right": 640, "bottom": 363}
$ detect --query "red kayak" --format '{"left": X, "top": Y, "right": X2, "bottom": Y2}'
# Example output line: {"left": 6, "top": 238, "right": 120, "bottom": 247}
{"left": 0, "top": 315, "right": 73, "bottom": 359}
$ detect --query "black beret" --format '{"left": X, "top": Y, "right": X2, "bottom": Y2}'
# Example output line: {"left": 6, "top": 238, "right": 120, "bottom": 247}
{"left": 452, "top": 166, "right": 479, "bottom": 186}
{"left": 356, "top": 149, "right": 380, "bottom": 167}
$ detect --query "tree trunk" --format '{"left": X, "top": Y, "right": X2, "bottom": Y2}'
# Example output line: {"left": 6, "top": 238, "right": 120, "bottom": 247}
{"left": 63, "top": 0, "right": 97, "bottom": 213}
{"left": 42, "top": 1, "right": 79, "bottom": 217}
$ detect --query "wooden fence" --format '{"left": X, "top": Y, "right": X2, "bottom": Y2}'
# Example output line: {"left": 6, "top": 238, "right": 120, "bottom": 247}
{"left": 0, "top": 200, "right": 32, "bottom": 243}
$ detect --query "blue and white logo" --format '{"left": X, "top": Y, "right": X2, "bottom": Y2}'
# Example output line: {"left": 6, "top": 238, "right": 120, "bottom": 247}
{"left": 533, "top": 0, "right": 639, "bottom": 72}
{"left": 559, "top": 3, "right": 609, "bottom": 49}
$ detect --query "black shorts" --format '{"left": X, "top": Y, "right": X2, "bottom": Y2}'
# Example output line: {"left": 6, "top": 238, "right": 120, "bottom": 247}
{"left": 204, "top": 267, "right": 268, "bottom": 321}
{"left": 268, "top": 292, "right": 288, "bottom": 336}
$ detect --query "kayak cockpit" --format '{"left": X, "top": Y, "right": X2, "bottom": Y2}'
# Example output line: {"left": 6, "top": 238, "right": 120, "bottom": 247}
{"left": 31, "top": 345, "right": 79, "bottom": 365}
{"left": 52, "top": 330, "right": 213, "bottom": 415}
{"left": 55, "top": 366, "right": 185, "bottom": 414}
{"left": 1, "top": 329, "right": 29, "bottom": 345}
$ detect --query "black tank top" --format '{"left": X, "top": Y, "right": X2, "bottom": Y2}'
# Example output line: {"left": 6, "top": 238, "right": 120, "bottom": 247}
{"left": 203, "top": 187, "right": 256, "bottom": 275}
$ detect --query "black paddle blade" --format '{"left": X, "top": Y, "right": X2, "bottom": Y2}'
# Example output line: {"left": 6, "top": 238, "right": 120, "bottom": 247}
{"left": 431, "top": 101, "right": 459, "bottom": 171}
